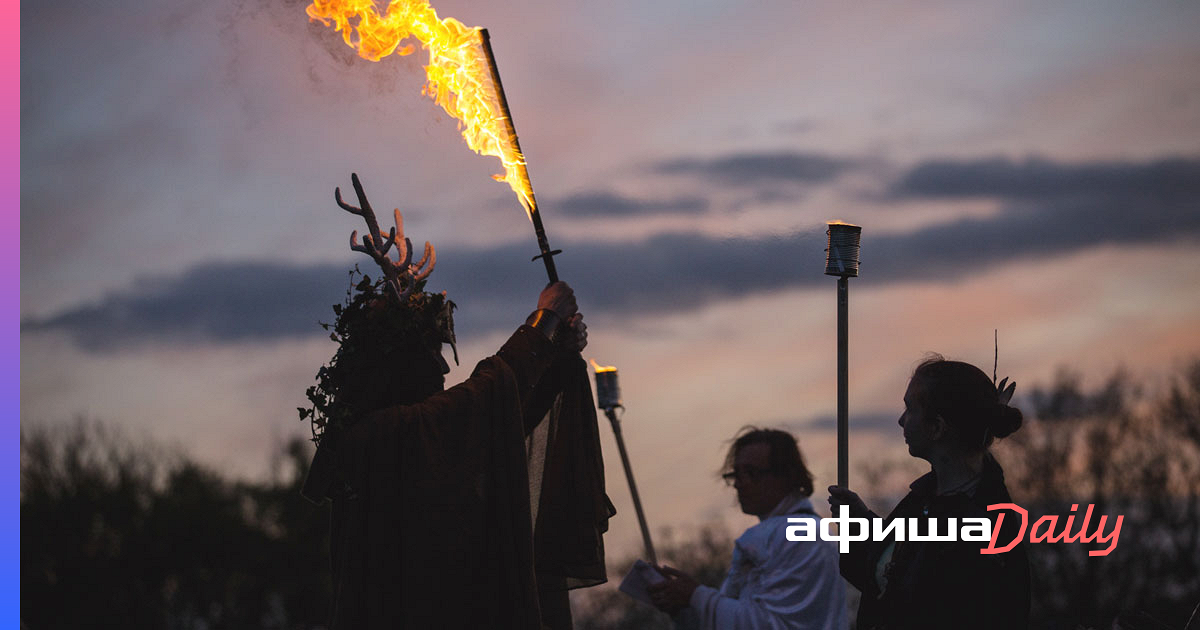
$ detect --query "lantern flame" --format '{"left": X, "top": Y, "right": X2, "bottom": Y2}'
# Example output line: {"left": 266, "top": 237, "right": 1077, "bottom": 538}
{"left": 306, "top": 0, "right": 536, "bottom": 220}
{"left": 590, "top": 359, "right": 617, "bottom": 373}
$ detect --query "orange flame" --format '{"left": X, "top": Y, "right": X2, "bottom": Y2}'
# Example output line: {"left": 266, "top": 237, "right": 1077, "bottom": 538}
{"left": 589, "top": 359, "right": 617, "bottom": 373}
{"left": 306, "top": 0, "right": 536, "bottom": 220}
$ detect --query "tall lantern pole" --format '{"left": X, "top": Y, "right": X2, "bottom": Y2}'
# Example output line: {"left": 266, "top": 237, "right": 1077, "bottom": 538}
{"left": 593, "top": 363, "right": 657, "bottom": 565}
{"left": 824, "top": 222, "right": 862, "bottom": 489}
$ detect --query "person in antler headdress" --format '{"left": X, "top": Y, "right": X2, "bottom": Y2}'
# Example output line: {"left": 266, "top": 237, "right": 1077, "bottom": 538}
{"left": 300, "top": 174, "right": 613, "bottom": 630}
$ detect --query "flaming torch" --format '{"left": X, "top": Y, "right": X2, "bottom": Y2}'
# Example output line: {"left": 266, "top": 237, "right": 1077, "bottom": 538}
{"left": 825, "top": 222, "right": 862, "bottom": 489}
{"left": 592, "top": 360, "right": 657, "bottom": 565}
{"left": 305, "top": 0, "right": 561, "bottom": 281}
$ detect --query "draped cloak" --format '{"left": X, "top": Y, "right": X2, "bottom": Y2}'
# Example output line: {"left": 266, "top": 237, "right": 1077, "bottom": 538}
{"left": 302, "top": 326, "right": 613, "bottom": 629}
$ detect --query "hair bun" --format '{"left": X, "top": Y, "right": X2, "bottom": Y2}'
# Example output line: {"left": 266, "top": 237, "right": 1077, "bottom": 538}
{"left": 989, "top": 403, "right": 1024, "bottom": 439}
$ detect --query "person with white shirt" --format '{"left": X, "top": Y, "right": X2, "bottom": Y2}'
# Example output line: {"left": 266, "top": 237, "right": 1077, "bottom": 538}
{"left": 649, "top": 427, "right": 847, "bottom": 630}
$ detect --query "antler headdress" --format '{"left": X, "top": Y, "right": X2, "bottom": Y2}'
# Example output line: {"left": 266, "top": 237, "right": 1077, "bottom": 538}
{"left": 336, "top": 173, "right": 437, "bottom": 302}
{"left": 302, "top": 174, "right": 458, "bottom": 447}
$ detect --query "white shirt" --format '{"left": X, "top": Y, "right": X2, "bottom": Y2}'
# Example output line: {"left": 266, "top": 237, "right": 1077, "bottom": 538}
{"left": 678, "top": 494, "right": 847, "bottom": 630}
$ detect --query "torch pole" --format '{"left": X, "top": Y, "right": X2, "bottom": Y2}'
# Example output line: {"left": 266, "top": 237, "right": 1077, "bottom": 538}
{"left": 604, "top": 407, "right": 658, "bottom": 565}
{"left": 825, "top": 221, "right": 861, "bottom": 490}
{"left": 837, "top": 277, "right": 849, "bottom": 489}
{"left": 478, "top": 29, "right": 561, "bottom": 283}
{"left": 595, "top": 366, "right": 657, "bottom": 564}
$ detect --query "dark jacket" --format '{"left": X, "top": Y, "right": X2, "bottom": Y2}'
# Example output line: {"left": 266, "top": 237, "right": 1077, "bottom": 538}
{"left": 841, "top": 454, "right": 1031, "bottom": 629}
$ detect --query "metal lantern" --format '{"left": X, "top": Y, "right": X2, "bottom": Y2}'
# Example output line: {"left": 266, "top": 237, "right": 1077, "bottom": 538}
{"left": 825, "top": 222, "right": 862, "bottom": 278}
{"left": 594, "top": 366, "right": 621, "bottom": 411}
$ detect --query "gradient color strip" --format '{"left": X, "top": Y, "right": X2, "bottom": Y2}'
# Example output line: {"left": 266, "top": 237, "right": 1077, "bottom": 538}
{"left": 5, "top": 0, "right": 21, "bottom": 622}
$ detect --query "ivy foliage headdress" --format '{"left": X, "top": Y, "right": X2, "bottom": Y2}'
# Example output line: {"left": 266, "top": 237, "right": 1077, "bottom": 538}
{"left": 300, "top": 174, "right": 456, "bottom": 445}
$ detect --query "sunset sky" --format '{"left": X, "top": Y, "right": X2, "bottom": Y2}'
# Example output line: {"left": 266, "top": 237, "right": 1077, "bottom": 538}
{"left": 20, "top": 0, "right": 1200, "bottom": 561}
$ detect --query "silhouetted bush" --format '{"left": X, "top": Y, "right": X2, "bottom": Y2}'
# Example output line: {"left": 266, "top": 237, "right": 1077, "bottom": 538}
{"left": 996, "top": 360, "right": 1200, "bottom": 629}
{"left": 20, "top": 421, "right": 331, "bottom": 629}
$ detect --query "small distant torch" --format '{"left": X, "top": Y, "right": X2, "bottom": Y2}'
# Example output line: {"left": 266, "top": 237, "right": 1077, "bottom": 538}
{"left": 825, "top": 222, "right": 862, "bottom": 489}
{"left": 592, "top": 361, "right": 657, "bottom": 565}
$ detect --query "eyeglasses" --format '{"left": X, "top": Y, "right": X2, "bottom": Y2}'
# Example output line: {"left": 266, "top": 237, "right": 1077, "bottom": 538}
{"left": 722, "top": 466, "right": 774, "bottom": 486}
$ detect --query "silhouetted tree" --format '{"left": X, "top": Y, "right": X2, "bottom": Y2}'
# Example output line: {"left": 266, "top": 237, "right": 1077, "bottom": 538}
{"left": 994, "top": 361, "right": 1200, "bottom": 629}
{"left": 20, "top": 421, "right": 331, "bottom": 629}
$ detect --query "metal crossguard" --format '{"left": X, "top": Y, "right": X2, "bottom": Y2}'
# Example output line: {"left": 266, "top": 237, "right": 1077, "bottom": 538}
{"left": 335, "top": 173, "right": 436, "bottom": 301}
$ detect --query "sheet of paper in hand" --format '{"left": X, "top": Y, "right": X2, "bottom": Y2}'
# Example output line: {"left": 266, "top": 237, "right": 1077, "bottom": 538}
{"left": 618, "top": 559, "right": 667, "bottom": 605}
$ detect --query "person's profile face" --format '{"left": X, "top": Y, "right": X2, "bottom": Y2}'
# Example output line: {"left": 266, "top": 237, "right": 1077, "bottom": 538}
{"left": 899, "top": 378, "right": 937, "bottom": 459}
{"left": 731, "top": 442, "right": 791, "bottom": 517}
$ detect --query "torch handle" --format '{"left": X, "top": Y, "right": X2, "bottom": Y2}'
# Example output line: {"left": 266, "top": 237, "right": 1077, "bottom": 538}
{"left": 529, "top": 210, "right": 560, "bottom": 283}
{"left": 478, "top": 29, "right": 560, "bottom": 283}
{"left": 837, "top": 277, "right": 849, "bottom": 488}
{"left": 604, "top": 408, "right": 657, "bottom": 565}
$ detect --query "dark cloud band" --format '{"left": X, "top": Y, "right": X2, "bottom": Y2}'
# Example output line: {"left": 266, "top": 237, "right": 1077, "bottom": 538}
{"left": 555, "top": 191, "right": 708, "bottom": 217}
{"left": 21, "top": 262, "right": 352, "bottom": 352}
{"left": 24, "top": 155, "right": 1200, "bottom": 352}
{"left": 655, "top": 151, "right": 851, "bottom": 185}
{"left": 890, "top": 156, "right": 1200, "bottom": 201}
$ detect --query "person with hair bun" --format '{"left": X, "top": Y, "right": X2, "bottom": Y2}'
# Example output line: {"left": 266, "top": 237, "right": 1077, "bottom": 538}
{"left": 828, "top": 356, "right": 1031, "bottom": 629}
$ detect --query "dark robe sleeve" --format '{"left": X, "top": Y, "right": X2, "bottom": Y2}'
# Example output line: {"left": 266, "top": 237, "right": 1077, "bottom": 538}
{"left": 328, "top": 326, "right": 557, "bottom": 630}
{"left": 528, "top": 352, "right": 613, "bottom": 585}
{"left": 323, "top": 324, "right": 609, "bottom": 630}
{"left": 496, "top": 324, "right": 561, "bottom": 399}
{"left": 526, "top": 353, "right": 615, "bottom": 630}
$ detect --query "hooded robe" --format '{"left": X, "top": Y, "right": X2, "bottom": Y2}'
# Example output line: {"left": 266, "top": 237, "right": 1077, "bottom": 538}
{"left": 303, "top": 325, "right": 613, "bottom": 629}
